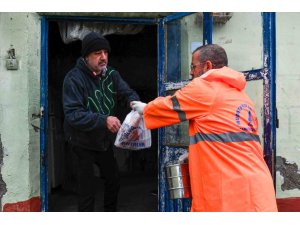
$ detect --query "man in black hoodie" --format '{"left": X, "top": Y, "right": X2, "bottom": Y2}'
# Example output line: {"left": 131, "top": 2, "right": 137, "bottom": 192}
{"left": 63, "top": 31, "right": 140, "bottom": 211}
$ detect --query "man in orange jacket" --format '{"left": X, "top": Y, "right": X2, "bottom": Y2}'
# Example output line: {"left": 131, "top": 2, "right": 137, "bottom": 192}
{"left": 131, "top": 44, "right": 278, "bottom": 212}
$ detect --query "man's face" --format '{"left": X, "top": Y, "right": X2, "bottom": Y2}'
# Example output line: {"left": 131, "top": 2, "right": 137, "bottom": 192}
{"left": 189, "top": 50, "right": 205, "bottom": 80}
{"left": 85, "top": 49, "right": 108, "bottom": 75}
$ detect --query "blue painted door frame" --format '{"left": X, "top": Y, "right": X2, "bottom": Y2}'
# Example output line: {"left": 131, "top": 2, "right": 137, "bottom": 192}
{"left": 40, "top": 16, "right": 49, "bottom": 212}
{"left": 157, "top": 13, "right": 194, "bottom": 212}
{"left": 40, "top": 12, "right": 276, "bottom": 212}
{"left": 40, "top": 15, "right": 160, "bottom": 212}
{"left": 262, "top": 13, "right": 277, "bottom": 182}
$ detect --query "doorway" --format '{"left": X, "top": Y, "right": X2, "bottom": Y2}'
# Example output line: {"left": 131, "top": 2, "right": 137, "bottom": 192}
{"left": 46, "top": 21, "right": 158, "bottom": 211}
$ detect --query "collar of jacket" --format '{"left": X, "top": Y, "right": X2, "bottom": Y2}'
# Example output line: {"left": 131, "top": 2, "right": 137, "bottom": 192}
{"left": 200, "top": 66, "right": 246, "bottom": 91}
{"left": 76, "top": 57, "right": 107, "bottom": 79}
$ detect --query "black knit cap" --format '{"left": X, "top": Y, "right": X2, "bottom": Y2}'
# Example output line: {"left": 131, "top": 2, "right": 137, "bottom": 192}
{"left": 81, "top": 32, "right": 111, "bottom": 57}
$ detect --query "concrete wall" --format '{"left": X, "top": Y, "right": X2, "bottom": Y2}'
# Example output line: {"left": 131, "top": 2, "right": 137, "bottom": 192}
{"left": 214, "top": 12, "right": 263, "bottom": 71}
{"left": 180, "top": 13, "right": 204, "bottom": 80}
{"left": 275, "top": 13, "right": 300, "bottom": 198}
{"left": 0, "top": 12, "right": 41, "bottom": 211}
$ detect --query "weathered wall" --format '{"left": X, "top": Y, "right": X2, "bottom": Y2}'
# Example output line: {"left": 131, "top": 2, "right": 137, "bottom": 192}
{"left": 180, "top": 13, "right": 204, "bottom": 80}
{"left": 214, "top": 12, "right": 263, "bottom": 72}
{"left": 275, "top": 13, "right": 300, "bottom": 198}
{"left": 0, "top": 12, "right": 41, "bottom": 211}
{"left": 0, "top": 134, "right": 7, "bottom": 211}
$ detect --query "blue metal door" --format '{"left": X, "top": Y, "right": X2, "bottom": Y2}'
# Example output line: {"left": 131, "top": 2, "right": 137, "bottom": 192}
{"left": 156, "top": 12, "right": 277, "bottom": 212}
{"left": 157, "top": 13, "right": 197, "bottom": 212}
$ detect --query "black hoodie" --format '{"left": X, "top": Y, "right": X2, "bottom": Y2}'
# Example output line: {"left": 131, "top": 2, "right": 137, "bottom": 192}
{"left": 63, "top": 58, "right": 140, "bottom": 151}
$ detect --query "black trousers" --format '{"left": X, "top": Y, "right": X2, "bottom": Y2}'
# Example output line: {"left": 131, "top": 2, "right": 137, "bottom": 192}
{"left": 72, "top": 144, "right": 120, "bottom": 212}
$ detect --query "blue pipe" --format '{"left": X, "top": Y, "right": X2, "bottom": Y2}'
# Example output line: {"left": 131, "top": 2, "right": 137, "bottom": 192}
{"left": 262, "top": 13, "right": 276, "bottom": 181}
{"left": 269, "top": 13, "right": 277, "bottom": 184}
{"left": 203, "top": 12, "right": 213, "bottom": 45}
{"left": 40, "top": 16, "right": 49, "bottom": 212}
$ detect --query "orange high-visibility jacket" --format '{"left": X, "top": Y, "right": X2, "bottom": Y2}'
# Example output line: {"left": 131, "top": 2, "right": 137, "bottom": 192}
{"left": 144, "top": 67, "right": 278, "bottom": 212}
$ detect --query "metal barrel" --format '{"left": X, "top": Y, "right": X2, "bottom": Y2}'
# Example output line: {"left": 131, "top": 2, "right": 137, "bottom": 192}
{"left": 165, "top": 163, "right": 191, "bottom": 199}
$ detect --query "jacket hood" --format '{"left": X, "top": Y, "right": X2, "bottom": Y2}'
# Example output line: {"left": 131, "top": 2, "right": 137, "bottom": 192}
{"left": 201, "top": 66, "right": 246, "bottom": 91}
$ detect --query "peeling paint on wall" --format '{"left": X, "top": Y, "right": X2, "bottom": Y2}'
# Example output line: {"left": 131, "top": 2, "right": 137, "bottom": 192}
{"left": 276, "top": 156, "right": 300, "bottom": 191}
{"left": 0, "top": 134, "right": 8, "bottom": 211}
{"left": 165, "top": 80, "right": 190, "bottom": 91}
{"left": 3, "top": 196, "right": 40, "bottom": 212}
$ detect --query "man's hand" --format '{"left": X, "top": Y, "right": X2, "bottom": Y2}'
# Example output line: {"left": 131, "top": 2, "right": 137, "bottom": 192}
{"left": 130, "top": 101, "right": 147, "bottom": 115}
{"left": 179, "top": 152, "right": 188, "bottom": 163}
{"left": 106, "top": 116, "right": 121, "bottom": 133}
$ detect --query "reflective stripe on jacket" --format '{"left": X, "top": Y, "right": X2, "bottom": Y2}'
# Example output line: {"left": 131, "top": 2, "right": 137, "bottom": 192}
{"left": 144, "top": 67, "right": 277, "bottom": 212}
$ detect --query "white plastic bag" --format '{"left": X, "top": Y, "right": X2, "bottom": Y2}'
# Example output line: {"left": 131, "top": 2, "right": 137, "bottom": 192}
{"left": 114, "top": 110, "right": 151, "bottom": 150}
